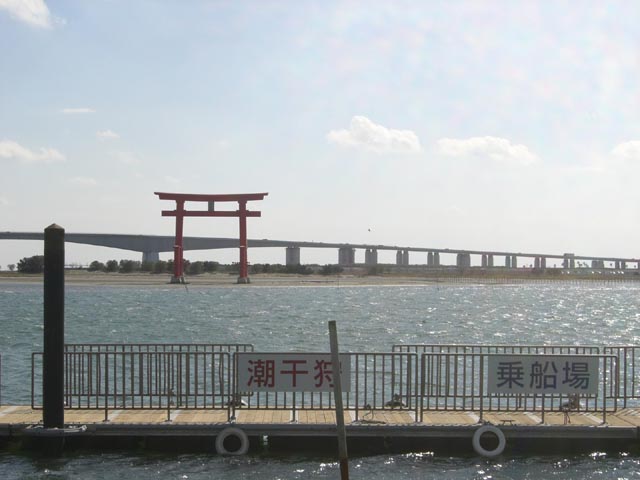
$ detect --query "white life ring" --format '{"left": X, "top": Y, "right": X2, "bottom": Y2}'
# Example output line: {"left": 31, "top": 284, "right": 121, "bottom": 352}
{"left": 215, "top": 427, "right": 249, "bottom": 455}
{"left": 472, "top": 425, "right": 506, "bottom": 457}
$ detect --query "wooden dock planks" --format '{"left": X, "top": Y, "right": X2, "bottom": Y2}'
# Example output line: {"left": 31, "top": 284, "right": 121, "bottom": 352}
{"left": 295, "top": 410, "right": 352, "bottom": 424}
{"left": 172, "top": 410, "right": 228, "bottom": 424}
{"left": 350, "top": 410, "right": 415, "bottom": 424}
{"left": 2, "top": 405, "right": 640, "bottom": 430}
{"left": 0, "top": 406, "right": 43, "bottom": 424}
{"left": 235, "top": 409, "right": 291, "bottom": 424}
{"left": 481, "top": 412, "right": 540, "bottom": 426}
{"left": 420, "top": 411, "right": 479, "bottom": 425}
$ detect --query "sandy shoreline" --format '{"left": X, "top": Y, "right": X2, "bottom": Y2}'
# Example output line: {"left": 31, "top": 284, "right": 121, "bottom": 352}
{"left": 0, "top": 271, "right": 450, "bottom": 287}
{"left": 1, "top": 270, "right": 637, "bottom": 287}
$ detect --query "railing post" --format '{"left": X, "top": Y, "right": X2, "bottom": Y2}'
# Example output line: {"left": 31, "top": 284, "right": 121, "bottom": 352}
{"left": 623, "top": 347, "right": 629, "bottom": 409}
{"left": 31, "top": 353, "right": 37, "bottom": 410}
{"left": 419, "top": 354, "right": 425, "bottom": 423}
{"left": 479, "top": 354, "right": 484, "bottom": 422}
{"left": 231, "top": 353, "right": 237, "bottom": 422}
{"left": 292, "top": 392, "right": 297, "bottom": 423}
{"left": 166, "top": 353, "right": 172, "bottom": 422}
{"left": 104, "top": 352, "right": 109, "bottom": 422}
{"left": 43, "top": 223, "right": 65, "bottom": 429}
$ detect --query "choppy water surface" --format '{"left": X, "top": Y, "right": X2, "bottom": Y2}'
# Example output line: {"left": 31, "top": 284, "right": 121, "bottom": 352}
{"left": 1, "top": 282, "right": 640, "bottom": 478}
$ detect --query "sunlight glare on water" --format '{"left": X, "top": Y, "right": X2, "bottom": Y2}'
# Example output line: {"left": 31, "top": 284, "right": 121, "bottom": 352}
{"left": 1, "top": 282, "right": 640, "bottom": 478}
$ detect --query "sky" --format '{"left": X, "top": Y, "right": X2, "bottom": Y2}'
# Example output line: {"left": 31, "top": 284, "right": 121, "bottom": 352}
{"left": 1, "top": 0, "right": 639, "bottom": 268}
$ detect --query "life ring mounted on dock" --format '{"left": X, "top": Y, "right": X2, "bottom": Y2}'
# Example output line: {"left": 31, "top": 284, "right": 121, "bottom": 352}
{"left": 472, "top": 425, "right": 506, "bottom": 458}
{"left": 215, "top": 427, "right": 249, "bottom": 455}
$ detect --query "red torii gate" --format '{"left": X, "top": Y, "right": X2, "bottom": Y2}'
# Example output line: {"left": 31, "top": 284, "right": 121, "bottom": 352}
{"left": 155, "top": 192, "right": 268, "bottom": 284}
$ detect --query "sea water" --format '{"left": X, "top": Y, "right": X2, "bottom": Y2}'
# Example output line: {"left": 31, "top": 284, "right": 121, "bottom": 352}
{"left": 1, "top": 282, "right": 639, "bottom": 479}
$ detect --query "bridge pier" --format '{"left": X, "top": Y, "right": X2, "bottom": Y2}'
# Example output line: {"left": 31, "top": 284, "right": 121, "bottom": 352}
{"left": 505, "top": 255, "right": 511, "bottom": 268}
{"left": 511, "top": 255, "right": 517, "bottom": 268}
{"left": 481, "top": 254, "right": 487, "bottom": 267}
{"left": 338, "top": 247, "right": 355, "bottom": 266}
{"left": 563, "top": 253, "right": 575, "bottom": 269}
{"left": 456, "top": 253, "right": 471, "bottom": 268}
{"left": 142, "top": 251, "right": 160, "bottom": 263}
{"left": 488, "top": 254, "right": 494, "bottom": 267}
{"left": 534, "top": 256, "right": 547, "bottom": 269}
{"left": 286, "top": 246, "right": 301, "bottom": 266}
{"left": 364, "top": 248, "right": 378, "bottom": 265}
{"left": 395, "top": 250, "right": 409, "bottom": 265}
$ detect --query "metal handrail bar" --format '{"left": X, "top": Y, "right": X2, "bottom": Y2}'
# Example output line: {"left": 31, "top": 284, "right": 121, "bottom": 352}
{"left": 394, "top": 344, "right": 600, "bottom": 354}
{"left": 64, "top": 343, "right": 253, "bottom": 353}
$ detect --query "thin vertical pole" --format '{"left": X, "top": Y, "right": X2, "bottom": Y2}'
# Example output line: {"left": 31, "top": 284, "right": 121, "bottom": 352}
{"left": 328, "top": 321, "right": 349, "bottom": 480}
{"left": 173, "top": 200, "right": 185, "bottom": 281}
{"left": 238, "top": 200, "right": 249, "bottom": 283}
{"left": 43, "top": 223, "right": 65, "bottom": 428}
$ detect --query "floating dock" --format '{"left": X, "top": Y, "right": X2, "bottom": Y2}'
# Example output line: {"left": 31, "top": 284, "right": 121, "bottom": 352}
{"left": 1, "top": 342, "right": 637, "bottom": 456}
{"left": 3, "top": 406, "right": 640, "bottom": 455}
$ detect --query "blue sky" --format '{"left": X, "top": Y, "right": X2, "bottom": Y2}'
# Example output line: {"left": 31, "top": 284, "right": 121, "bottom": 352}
{"left": 1, "top": 1, "right": 639, "bottom": 267}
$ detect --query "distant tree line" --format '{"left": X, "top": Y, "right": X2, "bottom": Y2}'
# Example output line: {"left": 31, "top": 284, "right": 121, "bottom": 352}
{"left": 10, "top": 255, "right": 345, "bottom": 276}
{"left": 16, "top": 256, "right": 45, "bottom": 273}
{"left": 88, "top": 259, "right": 221, "bottom": 275}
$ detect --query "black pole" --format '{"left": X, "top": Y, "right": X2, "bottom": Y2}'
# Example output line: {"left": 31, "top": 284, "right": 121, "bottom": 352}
{"left": 43, "top": 223, "right": 64, "bottom": 429}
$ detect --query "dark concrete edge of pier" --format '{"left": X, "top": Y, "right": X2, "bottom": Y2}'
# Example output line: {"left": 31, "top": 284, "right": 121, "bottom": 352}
{"left": 1, "top": 422, "right": 639, "bottom": 456}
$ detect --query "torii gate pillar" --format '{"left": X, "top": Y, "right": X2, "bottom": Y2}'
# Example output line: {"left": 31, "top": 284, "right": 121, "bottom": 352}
{"left": 155, "top": 192, "right": 268, "bottom": 284}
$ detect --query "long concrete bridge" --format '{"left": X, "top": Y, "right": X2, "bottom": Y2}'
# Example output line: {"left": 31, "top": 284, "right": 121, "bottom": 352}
{"left": 0, "top": 232, "right": 640, "bottom": 270}
{"left": 1, "top": 231, "right": 639, "bottom": 270}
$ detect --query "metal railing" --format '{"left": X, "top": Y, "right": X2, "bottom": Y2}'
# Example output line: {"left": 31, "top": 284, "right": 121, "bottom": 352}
{"left": 393, "top": 344, "right": 600, "bottom": 355}
{"left": 419, "top": 352, "right": 618, "bottom": 423}
{"left": 27, "top": 343, "right": 640, "bottom": 425}
{"left": 63, "top": 343, "right": 254, "bottom": 354}
{"left": 31, "top": 344, "right": 249, "bottom": 420}
{"left": 232, "top": 352, "right": 419, "bottom": 422}
{"left": 604, "top": 346, "right": 640, "bottom": 407}
{"left": 32, "top": 351, "right": 231, "bottom": 421}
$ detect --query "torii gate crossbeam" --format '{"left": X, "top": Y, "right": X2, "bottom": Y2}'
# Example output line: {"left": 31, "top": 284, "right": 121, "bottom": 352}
{"left": 155, "top": 192, "right": 268, "bottom": 284}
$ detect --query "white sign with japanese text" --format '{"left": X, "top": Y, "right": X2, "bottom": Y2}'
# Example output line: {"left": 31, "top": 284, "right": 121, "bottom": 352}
{"left": 487, "top": 355, "right": 599, "bottom": 395}
{"left": 237, "top": 353, "right": 351, "bottom": 392}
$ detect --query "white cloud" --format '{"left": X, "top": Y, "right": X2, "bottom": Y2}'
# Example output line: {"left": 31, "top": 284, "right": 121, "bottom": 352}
{"left": 327, "top": 116, "right": 422, "bottom": 154}
{"left": 611, "top": 141, "right": 640, "bottom": 161}
{"left": 113, "top": 151, "right": 140, "bottom": 164}
{"left": 97, "top": 130, "right": 120, "bottom": 140}
{"left": 0, "top": 196, "right": 9, "bottom": 207}
{"left": 0, "top": 139, "right": 65, "bottom": 163}
{"left": 69, "top": 176, "right": 97, "bottom": 186}
{"left": 61, "top": 107, "right": 95, "bottom": 114}
{"left": 0, "top": 0, "right": 57, "bottom": 28}
{"left": 437, "top": 136, "right": 538, "bottom": 166}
